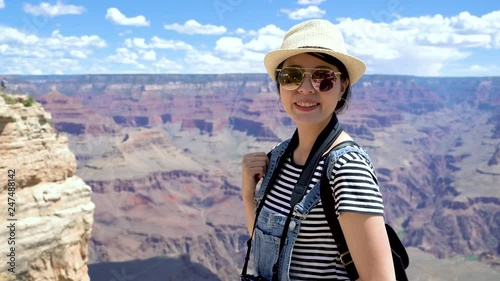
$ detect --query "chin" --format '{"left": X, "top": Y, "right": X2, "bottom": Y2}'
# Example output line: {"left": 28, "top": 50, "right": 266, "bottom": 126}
{"left": 291, "top": 116, "right": 326, "bottom": 127}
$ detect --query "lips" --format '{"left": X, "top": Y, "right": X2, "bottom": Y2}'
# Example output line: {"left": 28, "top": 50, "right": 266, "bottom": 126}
{"left": 295, "top": 101, "right": 319, "bottom": 108}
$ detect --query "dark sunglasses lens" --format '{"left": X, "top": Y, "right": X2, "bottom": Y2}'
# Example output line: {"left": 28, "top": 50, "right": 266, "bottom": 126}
{"left": 312, "top": 70, "right": 336, "bottom": 92}
{"left": 278, "top": 68, "right": 303, "bottom": 90}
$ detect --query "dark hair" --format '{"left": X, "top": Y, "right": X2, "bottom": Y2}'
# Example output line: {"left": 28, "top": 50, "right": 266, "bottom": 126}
{"left": 275, "top": 52, "right": 352, "bottom": 114}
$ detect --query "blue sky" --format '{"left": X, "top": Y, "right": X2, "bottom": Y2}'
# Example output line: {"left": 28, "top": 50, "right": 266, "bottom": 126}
{"left": 0, "top": 0, "right": 498, "bottom": 76}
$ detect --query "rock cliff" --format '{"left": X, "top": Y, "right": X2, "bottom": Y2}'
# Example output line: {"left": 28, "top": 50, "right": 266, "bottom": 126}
{"left": 4, "top": 74, "right": 499, "bottom": 280}
{"left": 0, "top": 94, "right": 95, "bottom": 281}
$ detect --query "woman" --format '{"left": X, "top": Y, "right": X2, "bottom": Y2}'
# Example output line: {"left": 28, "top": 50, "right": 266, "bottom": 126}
{"left": 241, "top": 19, "right": 396, "bottom": 280}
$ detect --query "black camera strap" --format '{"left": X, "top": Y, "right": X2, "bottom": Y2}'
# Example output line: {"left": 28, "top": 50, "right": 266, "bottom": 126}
{"left": 241, "top": 115, "right": 342, "bottom": 280}
{"left": 240, "top": 130, "right": 296, "bottom": 278}
{"left": 271, "top": 115, "right": 342, "bottom": 281}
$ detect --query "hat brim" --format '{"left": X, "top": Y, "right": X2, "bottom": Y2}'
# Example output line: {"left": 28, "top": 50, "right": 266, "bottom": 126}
{"left": 264, "top": 48, "right": 366, "bottom": 85}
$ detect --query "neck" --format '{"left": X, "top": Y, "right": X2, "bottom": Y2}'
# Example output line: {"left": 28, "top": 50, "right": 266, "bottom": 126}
{"left": 292, "top": 114, "right": 339, "bottom": 165}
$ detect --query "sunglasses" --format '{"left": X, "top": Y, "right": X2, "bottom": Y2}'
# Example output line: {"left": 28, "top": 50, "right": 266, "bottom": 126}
{"left": 276, "top": 67, "right": 341, "bottom": 92}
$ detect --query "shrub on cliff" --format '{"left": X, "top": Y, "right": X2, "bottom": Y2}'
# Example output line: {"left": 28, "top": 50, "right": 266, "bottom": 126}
{"left": 1, "top": 94, "right": 36, "bottom": 107}
{"left": 1, "top": 94, "right": 17, "bottom": 104}
{"left": 23, "top": 96, "right": 35, "bottom": 107}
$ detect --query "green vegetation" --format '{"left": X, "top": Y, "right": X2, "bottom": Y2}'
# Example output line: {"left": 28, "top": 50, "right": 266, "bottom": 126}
{"left": 464, "top": 255, "right": 478, "bottom": 261}
{"left": 1, "top": 94, "right": 36, "bottom": 107}
{"left": 23, "top": 96, "right": 35, "bottom": 107}
{"left": 1, "top": 94, "right": 17, "bottom": 105}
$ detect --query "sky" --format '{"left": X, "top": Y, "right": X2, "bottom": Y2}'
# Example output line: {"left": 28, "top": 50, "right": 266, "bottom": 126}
{"left": 0, "top": 0, "right": 498, "bottom": 77}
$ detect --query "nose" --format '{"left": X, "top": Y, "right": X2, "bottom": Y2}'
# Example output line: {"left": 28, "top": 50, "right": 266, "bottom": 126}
{"left": 297, "top": 72, "right": 315, "bottom": 94}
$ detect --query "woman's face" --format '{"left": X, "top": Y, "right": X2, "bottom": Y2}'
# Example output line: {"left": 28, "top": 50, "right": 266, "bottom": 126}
{"left": 279, "top": 53, "right": 348, "bottom": 128}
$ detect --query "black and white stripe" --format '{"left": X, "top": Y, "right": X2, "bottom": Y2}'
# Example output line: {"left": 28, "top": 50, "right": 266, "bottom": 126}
{"left": 262, "top": 146, "right": 384, "bottom": 280}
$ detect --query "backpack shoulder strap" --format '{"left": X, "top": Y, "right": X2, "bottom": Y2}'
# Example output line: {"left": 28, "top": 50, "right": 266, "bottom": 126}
{"left": 320, "top": 141, "right": 360, "bottom": 280}
{"left": 320, "top": 142, "right": 409, "bottom": 281}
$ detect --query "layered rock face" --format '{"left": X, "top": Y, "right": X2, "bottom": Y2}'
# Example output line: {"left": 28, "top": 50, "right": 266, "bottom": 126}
{"left": 79, "top": 128, "right": 247, "bottom": 279}
{"left": 0, "top": 94, "right": 95, "bottom": 281}
{"left": 6, "top": 74, "right": 500, "bottom": 280}
{"left": 37, "top": 89, "right": 118, "bottom": 135}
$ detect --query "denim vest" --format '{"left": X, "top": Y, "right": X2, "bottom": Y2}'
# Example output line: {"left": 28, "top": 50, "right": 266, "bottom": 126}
{"left": 252, "top": 140, "right": 374, "bottom": 281}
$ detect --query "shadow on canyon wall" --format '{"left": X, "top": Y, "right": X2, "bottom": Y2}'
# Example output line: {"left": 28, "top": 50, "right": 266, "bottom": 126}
{"left": 6, "top": 74, "right": 498, "bottom": 280}
{"left": 88, "top": 255, "right": 222, "bottom": 281}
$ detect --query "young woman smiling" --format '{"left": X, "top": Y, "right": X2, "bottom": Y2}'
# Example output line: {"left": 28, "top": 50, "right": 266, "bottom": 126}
{"left": 241, "top": 19, "right": 396, "bottom": 281}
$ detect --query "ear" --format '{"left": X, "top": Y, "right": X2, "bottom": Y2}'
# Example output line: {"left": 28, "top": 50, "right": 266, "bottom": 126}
{"left": 340, "top": 78, "right": 349, "bottom": 95}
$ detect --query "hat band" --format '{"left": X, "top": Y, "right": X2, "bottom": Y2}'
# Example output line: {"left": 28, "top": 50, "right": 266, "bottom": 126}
{"left": 298, "top": 46, "right": 331, "bottom": 50}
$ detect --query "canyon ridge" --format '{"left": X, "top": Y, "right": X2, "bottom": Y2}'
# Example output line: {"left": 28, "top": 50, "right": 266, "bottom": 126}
{"left": 1, "top": 73, "right": 499, "bottom": 280}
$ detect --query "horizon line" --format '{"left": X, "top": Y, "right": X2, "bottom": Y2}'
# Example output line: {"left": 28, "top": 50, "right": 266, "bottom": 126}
{"left": 2, "top": 73, "right": 499, "bottom": 79}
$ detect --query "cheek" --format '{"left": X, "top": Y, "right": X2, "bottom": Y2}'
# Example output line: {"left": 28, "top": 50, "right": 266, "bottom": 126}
{"left": 331, "top": 82, "right": 344, "bottom": 98}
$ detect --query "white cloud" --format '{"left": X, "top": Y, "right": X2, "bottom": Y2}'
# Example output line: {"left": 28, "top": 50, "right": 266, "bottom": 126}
{"left": 70, "top": 50, "right": 87, "bottom": 59}
{"left": 153, "top": 58, "right": 183, "bottom": 72}
{"left": 450, "top": 11, "right": 500, "bottom": 34}
{"left": 150, "top": 37, "right": 193, "bottom": 50}
{"left": 192, "top": 53, "right": 220, "bottom": 65}
{"left": 259, "top": 24, "right": 287, "bottom": 37}
{"left": 0, "top": 27, "right": 39, "bottom": 44}
{"left": 297, "top": 0, "right": 325, "bottom": 5}
{"left": 374, "top": 46, "right": 469, "bottom": 76}
{"left": 46, "top": 30, "right": 107, "bottom": 49}
{"left": 215, "top": 24, "right": 285, "bottom": 59}
{"left": 106, "top": 48, "right": 139, "bottom": 64}
{"left": 211, "top": 24, "right": 286, "bottom": 71}
{"left": 335, "top": 11, "right": 500, "bottom": 76}
{"left": 184, "top": 49, "right": 263, "bottom": 74}
{"left": 105, "top": 8, "right": 150, "bottom": 26}
{"left": 469, "top": 65, "right": 488, "bottom": 72}
{"left": 119, "top": 30, "right": 133, "bottom": 37}
{"left": 416, "top": 33, "right": 491, "bottom": 48}
{"left": 281, "top": 6, "right": 326, "bottom": 20}
{"left": 164, "top": 20, "right": 227, "bottom": 35}
{"left": 482, "top": 10, "right": 500, "bottom": 32}
{"left": 23, "top": 1, "right": 86, "bottom": 17}
{"left": 229, "top": 24, "right": 285, "bottom": 53}
{"left": 140, "top": 50, "right": 156, "bottom": 61}
{"left": 3, "top": 54, "right": 81, "bottom": 75}
{"left": 215, "top": 37, "right": 244, "bottom": 57}
{"left": 1, "top": 7, "right": 498, "bottom": 76}
{"left": 237, "top": 29, "right": 258, "bottom": 37}
{"left": 494, "top": 31, "right": 500, "bottom": 48}
{"left": 0, "top": 26, "right": 107, "bottom": 74}
{"left": 125, "top": 38, "right": 148, "bottom": 48}
{"left": 0, "top": 0, "right": 5, "bottom": 9}
{"left": 124, "top": 36, "right": 193, "bottom": 51}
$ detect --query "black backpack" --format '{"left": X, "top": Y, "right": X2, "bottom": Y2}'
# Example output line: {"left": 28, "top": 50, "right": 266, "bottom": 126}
{"left": 320, "top": 142, "right": 410, "bottom": 281}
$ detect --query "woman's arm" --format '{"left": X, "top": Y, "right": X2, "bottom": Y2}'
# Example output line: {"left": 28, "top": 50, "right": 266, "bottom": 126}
{"left": 339, "top": 212, "right": 395, "bottom": 281}
{"left": 330, "top": 148, "right": 396, "bottom": 281}
{"left": 242, "top": 185, "right": 256, "bottom": 235}
{"left": 241, "top": 151, "right": 268, "bottom": 235}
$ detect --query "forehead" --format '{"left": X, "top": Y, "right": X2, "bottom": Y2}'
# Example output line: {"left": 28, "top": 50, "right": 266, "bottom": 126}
{"left": 283, "top": 53, "right": 338, "bottom": 70}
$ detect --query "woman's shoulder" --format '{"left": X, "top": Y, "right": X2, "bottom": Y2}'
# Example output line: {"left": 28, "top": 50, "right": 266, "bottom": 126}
{"left": 327, "top": 142, "right": 376, "bottom": 171}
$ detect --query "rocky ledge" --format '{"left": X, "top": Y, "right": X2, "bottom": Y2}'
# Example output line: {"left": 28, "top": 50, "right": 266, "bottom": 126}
{"left": 0, "top": 94, "right": 95, "bottom": 281}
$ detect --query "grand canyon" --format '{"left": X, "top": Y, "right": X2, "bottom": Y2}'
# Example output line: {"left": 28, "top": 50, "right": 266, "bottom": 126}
{"left": 0, "top": 73, "right": 499, "bottom": 280}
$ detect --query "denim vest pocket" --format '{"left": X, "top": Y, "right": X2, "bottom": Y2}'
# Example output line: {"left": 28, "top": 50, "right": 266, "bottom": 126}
{"left": 253, "top": 207, "right": 287, "bottom": 280}
{"left": 253, "top": 227, "right": 281, "bottom": 279}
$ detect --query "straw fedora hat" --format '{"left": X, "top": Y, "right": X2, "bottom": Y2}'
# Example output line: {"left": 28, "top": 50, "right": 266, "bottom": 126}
{"left": 264, "top": 19, "right": 366, "bottom": 85}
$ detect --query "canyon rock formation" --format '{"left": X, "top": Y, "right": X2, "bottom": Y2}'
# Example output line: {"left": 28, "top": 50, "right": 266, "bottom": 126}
{"left": 0, "top": 94, "right": 95, "bottom": 281}
{"left": 3, "top": 74, "right": 499, "bottom": 280}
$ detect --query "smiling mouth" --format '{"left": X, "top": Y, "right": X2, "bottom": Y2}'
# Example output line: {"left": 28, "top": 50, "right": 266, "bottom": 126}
{"left": 295, "top": 102, "right": 319, "bottom": 108}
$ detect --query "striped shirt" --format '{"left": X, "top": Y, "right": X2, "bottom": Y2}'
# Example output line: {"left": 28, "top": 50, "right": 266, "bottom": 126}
{"left": 263, "top": 146, "right": 384, "bottom": 280}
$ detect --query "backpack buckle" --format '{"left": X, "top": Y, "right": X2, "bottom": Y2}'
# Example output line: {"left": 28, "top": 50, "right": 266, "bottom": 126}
{"left": 340, "top": 251, "right": 353, "bottom": 266}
